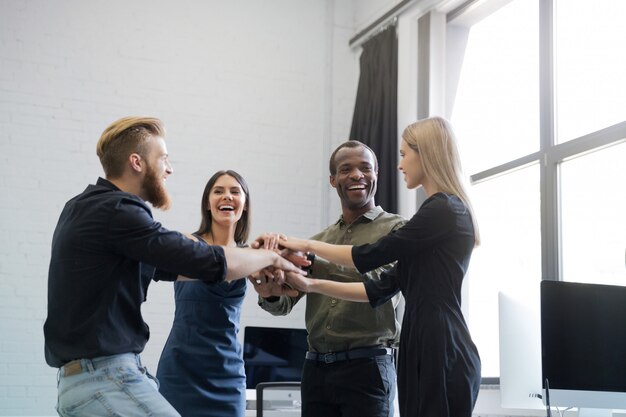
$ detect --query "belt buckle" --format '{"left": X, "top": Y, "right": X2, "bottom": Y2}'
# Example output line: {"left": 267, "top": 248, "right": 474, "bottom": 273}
{"left": 323, "top": 353, "right": 336, "bottom": 364}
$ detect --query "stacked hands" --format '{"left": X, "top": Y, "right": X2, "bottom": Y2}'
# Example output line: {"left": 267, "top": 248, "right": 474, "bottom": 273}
{"left": 248, "top": 233, "right": 313, "bottom": 297}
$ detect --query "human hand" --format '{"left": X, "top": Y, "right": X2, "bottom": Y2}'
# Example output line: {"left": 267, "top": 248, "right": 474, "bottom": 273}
{"left": 284, "top": 270, "right": 314, "bottom": 294}
{"left": 270, "top": 252, "right": 306, "bottom": 282}
{"left": 281, "top": 249, "right": 311, "bottom": 269}
{"left": 248, "top": 270, "right": 299, "bottom": 298}
{"left": 278, "top": 236, "right": 311, "bottom": 253}
{"left": 251, "top": 235, "right": 311, "bottom": 278}
{"left": 252, "top": 233, "right": 286, "bottom": 250}
{"left": 258, "top": 266, "right": 285, "bottom": 283}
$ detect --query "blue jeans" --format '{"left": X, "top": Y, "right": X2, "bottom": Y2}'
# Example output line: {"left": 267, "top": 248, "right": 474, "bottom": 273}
{"left": 56, "top": 353, "right": 180, "bottom": 417}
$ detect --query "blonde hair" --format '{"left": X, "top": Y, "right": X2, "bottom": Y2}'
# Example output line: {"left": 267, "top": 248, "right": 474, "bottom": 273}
{"left": 96, "top": 116, "right": 166, "bottom": 178}
{"left": 402, "top": 117, "right": 480, "bottom": 246}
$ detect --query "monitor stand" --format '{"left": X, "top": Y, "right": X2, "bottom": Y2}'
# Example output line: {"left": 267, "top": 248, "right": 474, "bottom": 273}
{"left": 577, "top": 409, "right": 612, "bottom": 417}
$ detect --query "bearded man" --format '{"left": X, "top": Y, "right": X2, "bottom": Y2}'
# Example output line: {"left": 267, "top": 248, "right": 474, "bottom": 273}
{"left": 44, "top": 116, "right": 302, "bottom": 417}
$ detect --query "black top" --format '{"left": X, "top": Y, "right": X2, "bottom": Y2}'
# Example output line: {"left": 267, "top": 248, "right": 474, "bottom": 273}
{"left": 353, "top": 192, "right": 481, "bottom": 417}
{"left": 44, "top": 178, "right": 227, "bottom": 368}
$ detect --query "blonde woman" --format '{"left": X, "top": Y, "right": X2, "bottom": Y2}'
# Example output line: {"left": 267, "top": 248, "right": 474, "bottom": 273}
{"left": 278, "top": 117, "right": 481, "bottom": 417}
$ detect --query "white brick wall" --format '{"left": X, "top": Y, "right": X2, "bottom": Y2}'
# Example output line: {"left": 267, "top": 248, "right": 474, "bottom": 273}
{"left": 0, "top": 0, "right": 359, "bottom": 414}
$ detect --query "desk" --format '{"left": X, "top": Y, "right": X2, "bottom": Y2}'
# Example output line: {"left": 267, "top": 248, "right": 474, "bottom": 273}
{"left": 244, "top": 389, "right": 399, "bottom": 416}
{"left": 245, "top": 388, "right": 301, "bottom": 416}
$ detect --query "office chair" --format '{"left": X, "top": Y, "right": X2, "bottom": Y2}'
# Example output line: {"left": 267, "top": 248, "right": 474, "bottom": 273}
{"left": 255, "top": 381, "right": 301, "bottom": 417}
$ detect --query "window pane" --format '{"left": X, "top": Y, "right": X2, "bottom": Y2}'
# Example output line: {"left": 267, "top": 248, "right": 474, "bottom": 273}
{"left": 560, "top": 141, "right": 626, "bottom": 284}
{"left": 555, "top": 0, "right": 626, "bottom": 143}
{"left": 450, "top": 0, "right": 539, "bottom": 175}
{"left": 466, "top": 165, "right": 541, "bottom": 377}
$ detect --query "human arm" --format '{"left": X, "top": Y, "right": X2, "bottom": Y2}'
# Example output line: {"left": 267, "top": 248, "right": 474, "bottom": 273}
{"left": 171, "top": 233, "right": 303, "bottom": 283}
{"left": 175, "top": 233, "right": 201, "bottom": 281}
{"left": 351, "top": 195, "right": 461, "bottom": 273}
{"left": 362, "top": 264, "right": 401, "bottom": 308}
{"left": 277, "top": 237, "right": 355, "bottom": 269}
{"left": 152, "top": 244, "right": 302, "bottom": 283}
{"left": 258, "top": 214, "right": 405, "bottom": 303}
{"left": 283, "top": 253, "right": 401, "bottom": 306}
{"left": 110, "top": 199, "right": 303, "bottom": 283}
{"left": 222, "top": 246, "right": 303, "bottom": 282}
{"left": 284, "top": 271, "right": 368, "bottom": 302}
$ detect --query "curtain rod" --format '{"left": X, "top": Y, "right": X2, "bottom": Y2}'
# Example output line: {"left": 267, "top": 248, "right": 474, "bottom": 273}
{"left": 349, "top": 0, "right": 414, "bottom": 48}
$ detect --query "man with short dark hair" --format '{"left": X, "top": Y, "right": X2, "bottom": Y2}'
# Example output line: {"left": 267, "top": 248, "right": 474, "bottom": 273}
{"left": 253, "top": 140, "right": 406, "bottom": 417}
{"left": 44, "top": 116, "right": 302, "bottom": 417}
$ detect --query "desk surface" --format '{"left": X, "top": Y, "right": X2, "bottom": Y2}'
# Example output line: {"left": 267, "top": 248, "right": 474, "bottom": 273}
{"left": 245, "top": 389, "right": 301, "bottom": 416}
{"left": 244, "top": 389, "right": 399, "bottom": 416}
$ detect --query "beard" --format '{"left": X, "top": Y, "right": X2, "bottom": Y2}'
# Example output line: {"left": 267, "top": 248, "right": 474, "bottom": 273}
{"left": 142, "top": 162, "right": 171, "bottom": 210}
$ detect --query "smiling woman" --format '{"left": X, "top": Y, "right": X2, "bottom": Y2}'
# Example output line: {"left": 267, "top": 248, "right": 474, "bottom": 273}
{"left": 156, "top": 170, "right": 252, "bottom": 417}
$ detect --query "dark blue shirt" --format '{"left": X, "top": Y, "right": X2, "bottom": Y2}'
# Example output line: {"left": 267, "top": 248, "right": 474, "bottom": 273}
{"left": 44, "top": 177, "right": 227, "bottom": 367}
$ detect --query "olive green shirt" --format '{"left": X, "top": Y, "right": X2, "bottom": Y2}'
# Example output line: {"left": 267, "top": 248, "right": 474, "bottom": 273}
{"left": 259, "top": 206, "right": 406, "bottom": 353}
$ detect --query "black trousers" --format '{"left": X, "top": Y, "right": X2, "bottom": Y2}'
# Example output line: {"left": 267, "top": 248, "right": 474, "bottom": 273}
{"left": 301, "top": 355, "right": 396, "bottom": 417}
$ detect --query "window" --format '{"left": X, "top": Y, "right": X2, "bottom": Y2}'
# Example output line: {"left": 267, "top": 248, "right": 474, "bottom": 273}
{"left": 560, "top": 142, "right": 626, "bottom": 286}
{"left": 445, "top": 0, "right": 626, "bottom": 379}
{"left": 554, "top": 0, "right": 626, "bottom": 143}
{"left": 467, "top": 164, "right": 541, "bottom": 376}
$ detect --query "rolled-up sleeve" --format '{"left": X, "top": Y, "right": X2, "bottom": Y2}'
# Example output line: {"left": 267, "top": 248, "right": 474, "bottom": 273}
{"left": 364, "top": 264, "right": 401, "bottom": 308}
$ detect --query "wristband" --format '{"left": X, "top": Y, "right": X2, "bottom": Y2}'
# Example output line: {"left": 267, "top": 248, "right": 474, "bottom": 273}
{"left": 301, "top": 252, "right": 316, "bottom": 275}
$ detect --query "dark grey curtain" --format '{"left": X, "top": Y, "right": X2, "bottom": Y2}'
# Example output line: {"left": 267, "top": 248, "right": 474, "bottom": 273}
{"left": 349, "top": 25, "right": 398, "bottom": 214}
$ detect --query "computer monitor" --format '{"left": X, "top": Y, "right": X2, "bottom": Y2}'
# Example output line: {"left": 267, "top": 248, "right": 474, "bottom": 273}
{"left": 540, "top": 280, "right": 626, "bottom": 416}
{"left": 243, "top": 326, "right": 308, "bottom": 389}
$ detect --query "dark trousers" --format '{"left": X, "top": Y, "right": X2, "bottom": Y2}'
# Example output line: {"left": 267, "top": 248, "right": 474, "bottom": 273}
{"left": 301, "top": 355, "right": 396, "bottom": 417}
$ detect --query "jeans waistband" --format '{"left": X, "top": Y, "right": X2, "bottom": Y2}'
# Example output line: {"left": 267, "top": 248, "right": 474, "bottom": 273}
{"left": 60, "top": 353, "right": 142, "bottom": 377}
{"left": 305, "top": 347, "right": 394, "bottom": 364}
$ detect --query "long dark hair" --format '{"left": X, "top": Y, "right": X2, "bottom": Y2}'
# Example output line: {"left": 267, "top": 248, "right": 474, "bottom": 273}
{"left": 195, "top": 170, "right": 251, "bottom": 245}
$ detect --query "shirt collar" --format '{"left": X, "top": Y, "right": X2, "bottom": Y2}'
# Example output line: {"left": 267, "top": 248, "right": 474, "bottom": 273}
{"left": 335, "top": 205, "right": 384, "bottom": 226}
{"left": 96, "top": 177, "right": 121, "bottom": 191}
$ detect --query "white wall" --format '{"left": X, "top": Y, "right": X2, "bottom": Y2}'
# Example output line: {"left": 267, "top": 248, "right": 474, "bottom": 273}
{"left": 0, "top": 0, "right": 360, "bottom": 414}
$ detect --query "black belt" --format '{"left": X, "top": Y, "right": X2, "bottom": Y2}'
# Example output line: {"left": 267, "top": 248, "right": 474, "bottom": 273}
{"left": 305, "top": 347, "right": 393, "bottom": 364}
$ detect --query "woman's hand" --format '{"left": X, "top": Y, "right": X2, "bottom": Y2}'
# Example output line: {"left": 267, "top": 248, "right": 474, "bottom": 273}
{"left": 251, "top": 233, "right": 286, "bottom": 250}
{"left": 251, "top": 234, "right": 311, "bottom": 272}
{"left": 278, "top": 236, "right": 311, "bottom": 253}
{"left": 284, "top": 270, "right": 314, "bottom": 293}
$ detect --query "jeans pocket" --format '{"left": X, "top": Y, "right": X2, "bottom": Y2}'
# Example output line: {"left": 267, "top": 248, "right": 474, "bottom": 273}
{"left": 374, "top": 356, "right": 396, "bottom": 396}
{"left": 58, "top": 392, "right": 119, "bottom": 417}
{"left": 113, "top": 364, "right": 145, "bottom": 385}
